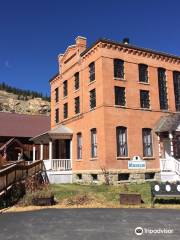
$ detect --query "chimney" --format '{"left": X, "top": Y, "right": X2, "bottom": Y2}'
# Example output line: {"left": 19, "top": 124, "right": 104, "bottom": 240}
{"left": 122, "top": 38, "right": 129, "bottom": 45}
{"left": 75, "top": 36, "right": 87, "bottom": 53}
{"left": 58, "top": 54, "right": 64, "bottom": 73}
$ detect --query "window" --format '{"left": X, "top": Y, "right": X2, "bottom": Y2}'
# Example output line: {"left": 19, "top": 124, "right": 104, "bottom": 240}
{"left": 142, "top": 128, "right": 153, "bottom": 157}
{"left": 55, "top": 108, "right": 59, "bottom": 123}
{"left": 63, "top": 80, "right": 68, "bottom": 97}
{"left": 89, "top": 62, "right": 95, "bottom": 82}
{"left": 140, "top": 90, "right": 150, "bottom": 109}
{"left": 91, "top": 174, "right": 98, "bottom": 181}
{"left": 115, "top": 86, "right": 126, "bottom": 106}
{"left": 91, "top": 128, "right": 97, "bottom": 158}
{"left": 75, "top": 96, "right": 80, "bottom": 114}
{"left": 74, "top": 72, "right": 79, "bottom": 90}
{"left": 118, "top": 173, "right": 129, "bottom": 181}
{"left": 76, "top": 174, "right": 82, "bottom": 180}
{"left": 145, "top": 172, "right": 155, "bottom": 180}
{"left": 63, "top": 103, "right": 68, "bottom": 119}
{"left": 116, "top": 127, "right": 128, "bottom": 157}
{"left": 158, "top": 68, "right": 168, "bottom": 110}
{"left": 55, "top": 87, "right": 59, "bottom": 102}
{"left": 114, "top": 59, "right": 124, "bottom": 79}
{"left": 77, "top": 133, "right": 82, "bottom": 159}
{"left": 90, "top": 89, "right": 96, "bottom": 109}
{"left": 139, "top": 64, "right": 148, "bottom": 83}
{"left": 173, "top": 71, "right": 180, "bottom": 111}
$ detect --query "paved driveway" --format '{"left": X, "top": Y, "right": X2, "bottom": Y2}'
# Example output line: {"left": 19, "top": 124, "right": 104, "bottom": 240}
{"left": 0, "top": 208, "right": 180, "bottom": 240}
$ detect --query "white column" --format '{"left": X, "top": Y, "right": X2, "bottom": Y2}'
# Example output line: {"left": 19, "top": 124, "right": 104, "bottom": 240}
{"left": 157, "top": 134, "right": 161, "bottom": 158}
{"left": 49, "top": 140, "right": 53, "bottom": 169}
{"left": 33, "top": 146, "right": 36, "bottom": 162}
{"left": 70, "top": 140, "right": 72, "bottom": 159}
{"left": 40, "top": 144, "right": 43, "bottom": 160}
{"left": 169, "top": 132, "right": 174, "bottom": 157}
{"left": 70, "top": 139, "right": 72, "bottom": 169}
{"left": 49, "top": 141, "right": 52, "bottom": 160}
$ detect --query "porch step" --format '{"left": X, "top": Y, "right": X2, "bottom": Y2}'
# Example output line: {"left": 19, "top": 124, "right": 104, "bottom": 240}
{"left": 161, "top": 171, "right": 180, "bottom": 182}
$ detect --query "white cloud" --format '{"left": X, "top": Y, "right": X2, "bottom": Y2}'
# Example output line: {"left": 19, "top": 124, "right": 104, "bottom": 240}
{"left": 4, "top": 60, "right": 10, "bottom": 68}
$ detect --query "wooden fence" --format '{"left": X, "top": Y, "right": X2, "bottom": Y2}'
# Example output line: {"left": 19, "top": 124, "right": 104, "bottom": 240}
{"left": 0, "top": 160, "right": 43, "bottom": 194}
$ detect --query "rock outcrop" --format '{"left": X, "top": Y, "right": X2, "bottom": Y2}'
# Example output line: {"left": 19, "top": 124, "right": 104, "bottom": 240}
{"left": 0, "top": 90, "right": 50, "bottom": 115}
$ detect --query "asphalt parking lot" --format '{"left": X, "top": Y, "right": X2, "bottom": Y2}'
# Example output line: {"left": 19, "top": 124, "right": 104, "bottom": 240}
{"left": 0, "top": 208, "right": 180, "bottom": 240}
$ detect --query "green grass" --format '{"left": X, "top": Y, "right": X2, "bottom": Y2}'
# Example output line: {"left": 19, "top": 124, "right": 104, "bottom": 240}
{"left": 50, "top": 182, "right": 152, "bottom": 206}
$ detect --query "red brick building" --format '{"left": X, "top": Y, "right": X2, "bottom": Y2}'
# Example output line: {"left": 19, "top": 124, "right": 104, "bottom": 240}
{"left": 39, "top": 37, "right": 180, "bottom": 183}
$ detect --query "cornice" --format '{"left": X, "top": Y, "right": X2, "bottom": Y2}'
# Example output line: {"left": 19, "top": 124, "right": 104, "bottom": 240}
{"left": 81, "top": 39, "right": 180, "bottom": 64}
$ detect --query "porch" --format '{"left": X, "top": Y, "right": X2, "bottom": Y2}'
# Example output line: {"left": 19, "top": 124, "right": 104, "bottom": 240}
{"left": 155, "top": 113, "right": 180, "bottom": 182}
{"left": 31, "top": 125, "right": 73, "bottom": 183}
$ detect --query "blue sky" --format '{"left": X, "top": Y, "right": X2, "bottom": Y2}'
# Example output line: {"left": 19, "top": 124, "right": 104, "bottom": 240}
{"left": 0, "top": 0, "right": 179, "bottom": 95}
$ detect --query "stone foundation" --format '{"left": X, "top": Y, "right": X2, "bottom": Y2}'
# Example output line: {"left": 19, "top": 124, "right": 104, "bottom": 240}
{"left": 73, "top": 170, "right": 161, "bottom": 184}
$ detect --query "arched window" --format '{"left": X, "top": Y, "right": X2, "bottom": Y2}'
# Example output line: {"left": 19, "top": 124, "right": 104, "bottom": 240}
{"left": 91, "top": 128, "right": 97, "bottom": 158}
{"left": 77, "top": 133, "right": 82, "bottom": 159}
{"left": 116, "top": 126, "right": 128, "bottom": 157}
{"left": 142, "top": 128, "right": 153, "bottom": 157}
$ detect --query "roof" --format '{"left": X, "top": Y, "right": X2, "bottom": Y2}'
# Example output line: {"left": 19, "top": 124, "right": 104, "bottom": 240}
{"left": 31, "top": 124, "right": 73, "bottom": 144}
{"left": 49, "top": 37, "right": 180, "bottom": 83}
{"left": 0, "top": 112, "right": 50, "bottom": 138}
{"left": 0, "top": 138, "right": 23, "bottom": 152}
{"left": 154, "top": 114, "right": 180, "bottom": 133}
{"left": 49, "top": 72, "right": 59, "bottom": 83}
{"left": 81, "top": 38, "right": 180, "bottom": 60}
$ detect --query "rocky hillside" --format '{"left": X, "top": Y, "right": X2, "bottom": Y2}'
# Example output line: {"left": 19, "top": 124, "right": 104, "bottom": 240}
{"left": 0, "top": 90, "right": 50, "bottom": 115}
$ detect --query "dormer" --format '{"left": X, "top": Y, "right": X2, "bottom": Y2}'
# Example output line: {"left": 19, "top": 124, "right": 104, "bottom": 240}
{"left": 58, "top": 36, "right": 87, "bottom": 74}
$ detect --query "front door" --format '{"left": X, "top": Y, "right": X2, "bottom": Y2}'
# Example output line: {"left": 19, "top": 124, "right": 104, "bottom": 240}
{"left": 163, "top": 139, "right": 171, "bottom": 159}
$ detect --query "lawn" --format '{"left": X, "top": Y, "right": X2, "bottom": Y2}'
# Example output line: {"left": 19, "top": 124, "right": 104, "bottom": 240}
{"left": 49, "top": 182, "right": 152, "bottom": 207}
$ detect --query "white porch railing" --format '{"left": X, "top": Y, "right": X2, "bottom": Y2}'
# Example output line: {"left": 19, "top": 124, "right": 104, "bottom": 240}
{"left": 175, "top": 159, "right": 180, "bottom": 175}
{"left": 160, "top": 158, "right": 175, "bottom": 172}
{"left": 43, "top": 159, "right": 72, "bottom": 171}
{"left": 52, "top": 159, "right": 72, "bottom": 171}
{"left": 160, "top": 158, "right": 180, "bottom": 175}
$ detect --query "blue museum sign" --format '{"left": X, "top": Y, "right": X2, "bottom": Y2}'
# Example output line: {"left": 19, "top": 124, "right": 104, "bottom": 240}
{"left": 128, "top": 160, "right": 146, "bottom": 169}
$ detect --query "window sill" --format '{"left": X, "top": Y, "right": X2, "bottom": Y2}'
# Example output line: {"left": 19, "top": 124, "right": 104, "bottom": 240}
{"left": 143, "top": 157, "right": 155, "bottom": 160}
{"left": 75, "top": 159, "right": 83, "bottom": 162}
{"left": 114, "top": 105, "right": 126, "bottom": 108}
{"left": 138, "top": 81, "right": 149, "bottom": 85}
{"left": 116, "top": 157, "right": 130, "bottom": 160}
{"left": 92, "top": 180, "right": 98, "bottom": 184}
{"left": 74, "top": 112, "right": 81, "bottom": 116}
{"left": 90, "top": 107, "right": 96, "bottom": 111}
{"left": 161, "top": 109, "right": 169, "bottom": 112}
{"left": 88, "top": 80, "right": 96, "bottom": 85}
{"left": 114, "top": 78, "right": 126, "bottom": 81}
{"left": 90, "top": 158, "right": 98, "bottom": 161}
{"left": 140, "top": 108, "right": 151, "bottom": 111}
{"left": 62, "top": 96, "right": 68, "bottom": 100}
{"left": 74, "top": 88, "right": 80, "bottom": 93}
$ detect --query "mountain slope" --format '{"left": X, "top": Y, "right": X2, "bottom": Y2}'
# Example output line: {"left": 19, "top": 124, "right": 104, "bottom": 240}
{"left": 0, "top": 90, "right": 50, "bottom": 115}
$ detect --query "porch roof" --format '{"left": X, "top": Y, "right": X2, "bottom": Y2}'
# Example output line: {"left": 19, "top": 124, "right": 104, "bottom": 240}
{"left": 154, "top": 113, "right": 180, "bottom": 133}
{"left": 30, "top": 125, "right": 73, "bottom": 144}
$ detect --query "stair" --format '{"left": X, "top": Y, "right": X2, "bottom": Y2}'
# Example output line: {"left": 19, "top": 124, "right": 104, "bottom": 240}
{"left": 161, "top": 171, "right": 180, "bottom": 182}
